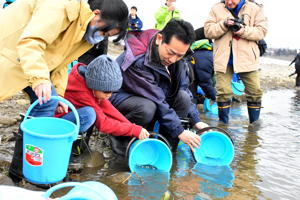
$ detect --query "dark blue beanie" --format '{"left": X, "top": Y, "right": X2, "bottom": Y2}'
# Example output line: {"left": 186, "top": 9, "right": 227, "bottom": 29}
{"left": 85, "top": 55, "right": 123, "bottom": 92}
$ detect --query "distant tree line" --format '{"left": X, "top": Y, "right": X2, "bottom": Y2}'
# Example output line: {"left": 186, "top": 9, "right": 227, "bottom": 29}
{"left": 264, "top": 48, "right": 298, "bottom": 61}
{"left": 263, "top": 48, "right": 297, "bottom": 60}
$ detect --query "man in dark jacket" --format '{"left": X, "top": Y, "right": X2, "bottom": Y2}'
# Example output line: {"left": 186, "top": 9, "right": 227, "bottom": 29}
{"left": 289, "top": 50, "right": 300, "bottom": 87}
{"left": 109, "top": 19, "right": 209, "bottom": 153}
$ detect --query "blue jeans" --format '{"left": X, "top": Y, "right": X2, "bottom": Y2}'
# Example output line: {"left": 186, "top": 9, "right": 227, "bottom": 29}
{"left": 60, "top": 106, "right": 96, "bottom": 132}
{"left": 23, "top": 86, "right": 59, "bottom": 117}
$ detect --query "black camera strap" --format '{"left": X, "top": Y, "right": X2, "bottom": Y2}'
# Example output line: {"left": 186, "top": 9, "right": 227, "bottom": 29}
{"left": 229, "top": 10, "right": 244, "bottom": 21}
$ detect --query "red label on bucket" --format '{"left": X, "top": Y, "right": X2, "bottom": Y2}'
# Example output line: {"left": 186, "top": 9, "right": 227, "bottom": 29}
{"left": 25, "top": 144, "right": 43, "bottom": 166}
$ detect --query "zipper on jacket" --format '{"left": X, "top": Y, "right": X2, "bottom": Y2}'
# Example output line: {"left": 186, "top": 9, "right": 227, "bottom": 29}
{"left": 149, "top": 62, "right": 171, "bottom": 82}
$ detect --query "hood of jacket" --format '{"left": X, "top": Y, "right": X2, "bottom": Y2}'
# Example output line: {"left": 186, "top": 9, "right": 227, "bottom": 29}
{"left": 121, "top": 29, "right": 159, "bottom": 71}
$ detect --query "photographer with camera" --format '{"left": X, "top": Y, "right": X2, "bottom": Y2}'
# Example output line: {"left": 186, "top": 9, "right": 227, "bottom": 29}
{"left": 204, "top": 0, "right": 268, "bottom": 124}
{"left": 128, "top": 6, "right": 143, "bottom": 30}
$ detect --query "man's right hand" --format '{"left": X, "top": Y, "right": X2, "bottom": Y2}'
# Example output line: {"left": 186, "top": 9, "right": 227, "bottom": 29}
{"left": 34, "top": 83, "right": 52, "bottom": 105}
{"left": 178, "top": 130, "right": 201, "bottom": 152}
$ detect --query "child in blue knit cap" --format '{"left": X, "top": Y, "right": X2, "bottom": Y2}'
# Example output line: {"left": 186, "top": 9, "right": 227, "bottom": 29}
{"left": 55, "top": 55, "right": 150, "bottom": 155}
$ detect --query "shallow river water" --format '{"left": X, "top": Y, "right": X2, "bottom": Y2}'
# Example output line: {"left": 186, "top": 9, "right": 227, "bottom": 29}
{"left": 1, "top": 88, "right": 299, "bottom": 199}
{"left": 72, "top": 89, "right": 300, "bottom": 200}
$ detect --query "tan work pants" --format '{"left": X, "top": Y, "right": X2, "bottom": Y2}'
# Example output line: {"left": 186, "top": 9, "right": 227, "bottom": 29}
{"left": 215, "top": 65, "right": 263, "bottom": 102}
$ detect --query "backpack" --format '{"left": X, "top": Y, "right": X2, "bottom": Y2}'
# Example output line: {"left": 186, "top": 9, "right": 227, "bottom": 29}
{"left": 256, "top": 39, "right": 267, "bottom": 57}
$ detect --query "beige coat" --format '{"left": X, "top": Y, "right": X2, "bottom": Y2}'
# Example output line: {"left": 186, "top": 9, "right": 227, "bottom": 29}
{"left": 204, "top": 0, "right": 268, "bottom": 73}
{"left": 0, "top": 0, "right": 94, "bottom": 101}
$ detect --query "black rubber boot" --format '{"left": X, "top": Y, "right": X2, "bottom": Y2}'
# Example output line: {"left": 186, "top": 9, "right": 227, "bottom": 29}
{"left": 8, "top": 127, "right": 24, "bottom": 182}
{"left": 217, "top": 100, "right": 231, "bottom": 124}
{"left": 247, "top": 101, "right": 261, "bottom": 124}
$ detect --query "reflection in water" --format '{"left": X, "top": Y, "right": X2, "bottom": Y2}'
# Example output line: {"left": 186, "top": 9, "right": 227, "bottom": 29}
{"left": 192, "top": 163, "right": 234, "bottom": 199}
{"left": 171, "top": 146, "right": 235, "bottom": 199}
{"left": 127, "top": 169, "right": 170, "bottom": 199}
{"left": 226, "top": 124, "right": 265, "bottom": 199}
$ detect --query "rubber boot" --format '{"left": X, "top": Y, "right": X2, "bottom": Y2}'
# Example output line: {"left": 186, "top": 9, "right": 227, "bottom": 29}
{"left": 8, "top": 127, "right": 24, "bottom": 182}
{"left": 71, "top": 125, "right": 94, "bottom": 156}
{"left": 217, "top": 100, "right": 231, "bottom": 124}
{"left": 247, "top": 101, "right": 261, "bottom": 124}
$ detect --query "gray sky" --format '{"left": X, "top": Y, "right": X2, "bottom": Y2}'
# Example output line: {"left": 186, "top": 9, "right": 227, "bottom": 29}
{"left": 124, "top": 0, "right": 299, "bottom": 49}
{"left": 0, "top": 0, "right": 298, "bottom": 49}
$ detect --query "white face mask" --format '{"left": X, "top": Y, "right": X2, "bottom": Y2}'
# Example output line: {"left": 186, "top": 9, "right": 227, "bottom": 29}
{"left": 84, "top": 16, "right": 105, "bottom": 44}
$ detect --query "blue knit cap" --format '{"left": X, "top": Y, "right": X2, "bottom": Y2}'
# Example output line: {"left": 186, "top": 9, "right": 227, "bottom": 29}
{"left": 85, "top": 55, "right": 123, "bottom": 92}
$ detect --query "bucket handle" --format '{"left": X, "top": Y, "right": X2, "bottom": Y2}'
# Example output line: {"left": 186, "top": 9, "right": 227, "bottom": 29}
{"left": 124, "top": 132, "right": 172, "bottom": 167}
{"left": 42, "top": 182, "right": 105, "bottom": 200}
{"left": 23, "top": 96, "right": 80, "bottom": 141}
{"left": 195, "top": 126, "right": 234, "bottom": 144}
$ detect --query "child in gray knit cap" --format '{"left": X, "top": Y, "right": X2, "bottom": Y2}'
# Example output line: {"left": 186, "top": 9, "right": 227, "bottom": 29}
{"left": 55, "top": 55, "right": 150, "bottom": 155}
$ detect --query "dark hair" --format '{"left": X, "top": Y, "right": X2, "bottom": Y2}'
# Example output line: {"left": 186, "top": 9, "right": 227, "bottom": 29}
{"left": 88, "top": 0, "right": 129, "bottom": 43}
{"left": 131, "top": 6, "right": 137, "bottom": 11}
{"left": 160, "top": 18, "right": 195, "bottom": 46}
{"left": 194, "top": 27, "right": 212, "bottom": 43}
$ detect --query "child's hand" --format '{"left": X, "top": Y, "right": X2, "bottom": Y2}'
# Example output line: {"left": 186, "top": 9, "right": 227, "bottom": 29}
{"left": 138, "top": 128, "right": 150, "bottom": 140}
{"left": 55, "top": 101, "right": 68, "bottom": 113}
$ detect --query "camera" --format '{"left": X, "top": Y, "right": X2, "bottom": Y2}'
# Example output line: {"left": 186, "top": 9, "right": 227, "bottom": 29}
{"left": 131, "top": 23, "right": 136, "bottom": 26}
{"left": 230, "top": 18, "right": 246, "bottom": 32}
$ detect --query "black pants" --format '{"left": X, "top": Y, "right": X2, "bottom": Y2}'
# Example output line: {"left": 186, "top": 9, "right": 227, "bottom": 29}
{"left": 295, "top": 64, "right": 300, "bottom": 86}
{"left": 116, "top": 90, "right": 191, "bottom": 152}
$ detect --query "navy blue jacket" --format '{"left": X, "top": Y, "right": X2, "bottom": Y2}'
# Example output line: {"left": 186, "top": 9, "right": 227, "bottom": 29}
{"left": 109, "top": 30, "right": 201, "bottom": 138}
{"left": 188, "top": 48, "right": 217, "bottom": 101}
{"left": 129, "top": 15, "right": 143, "bottom": 30}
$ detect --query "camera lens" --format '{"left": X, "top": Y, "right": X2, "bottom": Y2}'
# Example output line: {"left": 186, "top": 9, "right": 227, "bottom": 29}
{"left": 231, "top": 23, "right": 241, "bottom": 32}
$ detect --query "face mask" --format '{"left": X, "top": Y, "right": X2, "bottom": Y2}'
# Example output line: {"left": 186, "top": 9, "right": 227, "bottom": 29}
{"left": 84, "top": 16, "right": 104, "bottom": 44}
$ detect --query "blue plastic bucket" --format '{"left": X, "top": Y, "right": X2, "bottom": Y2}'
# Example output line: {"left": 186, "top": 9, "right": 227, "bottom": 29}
{"left": 193, "top": 127, "right": 234, "bottom": 166}
{"left": 21, "top": 96, "right": 79, "bottom": 184}
{"left": 204, "top": 98, "right": 218, "bottom": 115}
{"left": 125, "top": 133, "right": 172, "bottom": 172}
{"left": 231, "top": 80, "right": 245, "bottom": 96}
{"left": 197, "top": 86, "right": 204, "bottom": 95}
{"left": 43, "top": 181, "right": 117, "bottom": 200}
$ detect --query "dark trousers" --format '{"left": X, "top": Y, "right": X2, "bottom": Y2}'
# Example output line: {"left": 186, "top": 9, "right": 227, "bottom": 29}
{"left": 295, "top": 64, "right": 300, "bottom": 86}
{"left": 116, "top": 90, "right": 191, "bottom": 151}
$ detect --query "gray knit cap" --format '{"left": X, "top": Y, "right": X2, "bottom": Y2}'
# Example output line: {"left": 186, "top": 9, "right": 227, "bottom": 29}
{"left": 85, "top": 55, "right": 123, "bottom": 92}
